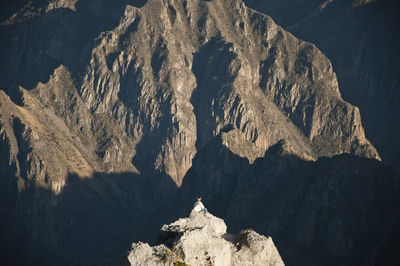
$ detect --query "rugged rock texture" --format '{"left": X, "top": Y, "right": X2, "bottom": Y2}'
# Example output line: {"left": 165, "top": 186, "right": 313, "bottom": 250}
{"left": 178, "top": 135, "right": 400, "bottom": 266}
{"left": 128, "top": 211, "right": 284, "bottom": 266}
{"left": 81, "top": 0, "right": 381, "bottom": 182}
{"left": 0, "top": 65, "right": 138, "bottom": 193}
{"left": 244, "top": 0, "right": 400, "bottom": 167}
{"left": 0, "top": 0, "right": 380, "bottom": 187}
{"left": 0, "top": 0, "right": 398, "bottom": 265}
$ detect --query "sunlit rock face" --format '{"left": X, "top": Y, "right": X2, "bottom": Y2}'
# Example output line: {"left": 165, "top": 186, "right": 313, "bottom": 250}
{"left": 128, "top": 210, "right": 284, "bottom": 266}
{"left": 0, "top": 0, "right": 397, "bottom": 266}
{"left": 244, "top": 0, "right": 400, "bottom": 167}
{"left": 0, "top": 0, "right": 379, "bottom": 187}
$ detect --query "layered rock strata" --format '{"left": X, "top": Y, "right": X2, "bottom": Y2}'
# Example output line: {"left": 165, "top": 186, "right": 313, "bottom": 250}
{"left": 0, "top": 0, "right": 394, "bottom": 265}
{"left": 0, "top": 0, "right": 380, "bottom": 187}
{"left": 244, "top": 0, "right": 400, "bottom": 167}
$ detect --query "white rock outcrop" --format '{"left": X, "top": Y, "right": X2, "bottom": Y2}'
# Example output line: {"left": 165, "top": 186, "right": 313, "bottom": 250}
{"left": 128, "top": 211, "right": 284, "bottom": 266}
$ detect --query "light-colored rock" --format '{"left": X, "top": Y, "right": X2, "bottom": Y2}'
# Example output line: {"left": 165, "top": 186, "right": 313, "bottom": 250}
{"left": 232, "top": 231, "right": 284, "bottom": 266}
{"left": 128, "top": 211, "right": 284, "bottom": 266}
{"left": 0, "top": 0, "right": 380, "bottom": 188}
{"left": 46, "top": 0, "right": 78, "bottom": 12}
{"left": 0, "top": 0, "right": 393, "bottom": 264}
{"left": 163, "top": 211, "right": 227, "bottom": 237}
{"left": 128, "top": 242, "right": 171, "bottom": 266}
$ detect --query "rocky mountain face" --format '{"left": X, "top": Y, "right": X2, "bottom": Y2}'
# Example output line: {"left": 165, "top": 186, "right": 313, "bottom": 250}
{"left": 244, "top": 0, "right": 400, "bottom": 167}
{"left": 0, "top": 0, "right": 399, "bottom": 265}
{"left": 0, "top": 0, "right": 380, "bottom": 185}
{"left": 178, "top": 137, "right": 400, "bottom": 266}
{"left": 128, "top": 210, "right": 284, "bottom": 265}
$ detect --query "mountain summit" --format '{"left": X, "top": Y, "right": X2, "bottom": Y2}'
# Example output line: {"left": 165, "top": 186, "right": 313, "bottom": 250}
{"left": 0, "top": 0, "right": 379, "bottom": 188}
{"left": 128, "top": 208, "right": 284, "bottom": 266}
{"left": 0, "top": 0, "right": 398, "bottom": 265}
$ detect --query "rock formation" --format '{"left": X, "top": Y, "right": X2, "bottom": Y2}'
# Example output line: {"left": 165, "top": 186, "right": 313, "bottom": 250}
{"left": 128, "top": 210, "right": 284, "bottom": 266}
{"left": 179, "top": 136, "right": 400, "bottom": 266}
{"left": 244, "top": 0, "right": 400, "bottom": 167}
{"left": 0, "top": 0, "right": 399, "bottom": 265}
{"left": 0, "top": 0, "right": 380, "bottom": 188}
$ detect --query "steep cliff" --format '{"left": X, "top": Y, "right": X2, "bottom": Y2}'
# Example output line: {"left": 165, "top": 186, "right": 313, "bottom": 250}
{"left": 179, "top": 135, "right": 400, "bottom": 266}
{"left": 244, "top": 0, "right": 400, "bottom": 167}
{"left": 0, "top": 0, "right": 398, "bottom": 265}
{"left": 0, "top": 0, "right": 380, "bottom": 186}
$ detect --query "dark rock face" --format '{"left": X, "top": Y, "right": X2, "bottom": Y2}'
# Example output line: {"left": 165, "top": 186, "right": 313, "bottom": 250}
{"left": 244, "top": 0, "right": 400, "bottom": 167}
{"left": 0, "top": 0, "right": 399, "bottom": 265}
{"left": 179, "top": 137, "right": 400, "bottom": 266}
{"left": 0, "top": 0, "right": 380, "bottom": 185}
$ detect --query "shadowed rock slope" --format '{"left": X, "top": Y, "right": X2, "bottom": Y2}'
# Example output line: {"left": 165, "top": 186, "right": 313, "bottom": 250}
{"left": 0, "top": 0, "right": 379, "bottom": 187}
{"left": 0, "top": 0, "right": 397, "bottom": 265}
{"left": 244, "top": 0, "right": 400, "bottom": 167}
{"left": 178, "top": 135, "right": 400, "bottom": 266}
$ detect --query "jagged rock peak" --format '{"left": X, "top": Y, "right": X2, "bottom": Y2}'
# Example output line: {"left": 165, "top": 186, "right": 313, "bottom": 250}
{"left": 0, "top": 0, "right": 380, "bottom": 187}
{"left": 128, "top": 210, "right": 284, "bottom": 265}
{"left": 79, "top": 0, "right": 379, "bottom": 184}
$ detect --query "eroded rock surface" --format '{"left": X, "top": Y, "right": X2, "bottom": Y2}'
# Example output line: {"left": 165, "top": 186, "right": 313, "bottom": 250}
{"left": 128, "top": 211, "right": 284, "bottom": 266}
{"left": 0, "top": 0, "right": 380, "bottom": 188}
{"left": 179, "top": 137, "right": 400, "bottom": 266}
{"left": 244, "top": 0, "right": 400, "bottom": 167}
{"left": 0, "top": 0, "right": 395, "bottom": 265}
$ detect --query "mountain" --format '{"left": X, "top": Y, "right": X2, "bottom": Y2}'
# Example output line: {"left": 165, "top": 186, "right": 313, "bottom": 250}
{"left": 178, "top": 136, "right": 400, "bottom": 266}
{"left": 0, "top": 0, "right": 399, "bottom": 265}
{"left": 128, "top": 210, "right": 284, "bottom": 265}
{"left": 244, "top": 0, "right": 400, "bottom": 167}
{"left": 0, "top": 0, "right": 379, "bottom": 185}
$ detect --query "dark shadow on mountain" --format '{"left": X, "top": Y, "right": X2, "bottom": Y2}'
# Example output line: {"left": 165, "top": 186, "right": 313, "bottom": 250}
{"left": 0, "top": 169, "right": 181, "bottom": 266}
{"left": 131, "top": 37, "right": 239, "bottom": 177}
{"left": 177, "top": 132, "right": 250, "bottom": 219}
{"left": 1, "top": 133, "right": 400, "bottom": 266}
{"left": 179, "top": 136, "right": 400, "bottom": 266}
{"left": 244, "top": 0, "right": 400, "bottom": 169}
{"left": 243, "top": 0, "right": 324, "bottom": 28}
{"left": 114, "top": 16, "right": 141, "bottom": 108}
{"left": 0, "top": 0, "right": 38, "bottom": 23}
{"left": 129, "top": 93, "right": 176, "bottom": 177}
{"left": 130, "top": 0, "right": 148, "bottom": 8}
{"left": 190, "top": 37, "right": 237, "bottom": 151}
{"left": 0, "top": 0, "right": 128, "bottom": 101}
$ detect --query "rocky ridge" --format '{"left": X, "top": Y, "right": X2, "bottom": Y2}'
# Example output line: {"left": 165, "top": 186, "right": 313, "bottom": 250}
{"left": 128, "top": 210, "right": 284, "bottom": 266}
{"left": 178, "top": 136, "right": 400, "bottom": 266}
{"left": 0, "top": 0, "right": 397, "bottom": 265}
{"left": 79, "top": 0, "right": 380, "bottom": 185}
{"left": 0, "top": 0, "right": 380, "bottom": 188}
{"left": 244, "top": 0, "right": 400, "bottom": 167}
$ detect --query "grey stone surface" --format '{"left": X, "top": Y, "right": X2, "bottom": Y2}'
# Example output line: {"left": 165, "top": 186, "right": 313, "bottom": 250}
{"left": 244, "top": 0, "right": 400, "bottom": 167}
{"left": 0, "top": 0, "right": 380, "bottom": 190}
{"left": 128, "top": 211, "right": 284, "bottom": 266}
{"left": 0, "top": 1, "right": 399, "bottom": 266}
